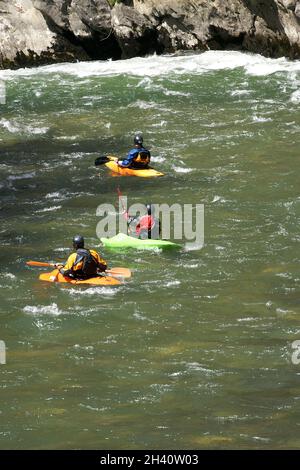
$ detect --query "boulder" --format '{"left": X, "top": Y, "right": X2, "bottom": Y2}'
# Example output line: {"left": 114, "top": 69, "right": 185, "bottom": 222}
{"left": 0, "top": 0, "right": 300, "bottom": 69}
{"left": 0, "top": 0, "right": 119, "bottom": 69}
{"left": 111, "top": 3, "right": 160, "bottom": 58}
{"left": 121, "top": 0, "right": 300, "bottom": 59}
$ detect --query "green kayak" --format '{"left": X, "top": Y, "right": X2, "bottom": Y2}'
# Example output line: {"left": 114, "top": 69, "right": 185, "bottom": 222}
{"left": 101, "top": 233, "right": 181, "bottom": 250}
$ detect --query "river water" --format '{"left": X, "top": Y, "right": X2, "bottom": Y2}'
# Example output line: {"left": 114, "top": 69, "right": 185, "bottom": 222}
{"left": 0, "top": 51, "right": 300, "bottom": 449}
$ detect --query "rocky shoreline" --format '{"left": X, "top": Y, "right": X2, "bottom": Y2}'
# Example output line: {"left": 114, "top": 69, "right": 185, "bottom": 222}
{"left": 0, "top": 0, "right": 300, "bottom": 69}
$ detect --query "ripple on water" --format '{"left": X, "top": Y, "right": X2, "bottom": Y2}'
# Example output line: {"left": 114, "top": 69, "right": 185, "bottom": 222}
{"left": 1, "top": 49, "right": 299, "bottom": 449}
{"left": 150, "top": 156, "right": 166, "bottom": 163}
{"left": 290, "top": 90, "right": 300, "bottom": 103}
{"left": 67, "top": 287, "right": 118, "bottom": 296}
{"left": 7, "top": 172, "right": 36, "bottom": 181}
{"left": 23, "top": 303, "right": 63, "bottom": 316}
{"left": 172, "top": 165, "right": 193, "bottom": 174}
{"left": 3, "top": 273, "right": 16, "bottom": 280}
{"left": 0, "top": 118, "right": 49, "bottom": 135}
{"left": 35, "top": 206, "right": 62, "bottom": 213}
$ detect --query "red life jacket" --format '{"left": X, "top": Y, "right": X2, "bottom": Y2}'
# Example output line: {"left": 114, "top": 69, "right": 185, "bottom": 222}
{"left": 136, "top": 215, "right": 155, "bottom": 236}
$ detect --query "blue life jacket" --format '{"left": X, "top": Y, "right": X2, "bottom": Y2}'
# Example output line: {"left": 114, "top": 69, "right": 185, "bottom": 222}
{"left": 120, "top": 146, "right": 151, "bottom": 168}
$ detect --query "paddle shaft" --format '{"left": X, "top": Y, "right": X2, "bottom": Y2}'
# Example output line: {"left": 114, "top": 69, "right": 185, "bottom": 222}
{"left": 26, "top": 261, "right": 131, "bottom": 278}
{"left": 117, "top": 187, "right": 133, "bottom": 235}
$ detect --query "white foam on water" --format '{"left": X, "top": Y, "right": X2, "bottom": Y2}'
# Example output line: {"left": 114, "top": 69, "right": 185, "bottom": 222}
{"left": 252, "top": 436, "right": 271, "bottom": 442}
{"left": 151, "top": 120, "right": 168, "bottom": 127}
{"left": 237, "top": 317, "right": 258, "bottom": 322}
{"left": 67, "top": 287, "right": 118, "bottom": 296}
{"left": 212, "top": 195, "right": 227, "bottom": 203}
{"left": 0, "top": 118, "right": 49, "bottom": 135}
{"left": 128, "top": 100, "right": 158, "bottom": 109}
{"left": 54, "top": 135, "right": 80, "bottom": 141}
{"left": 276, "top": 307, "right": 293, "bottom": 315}
{"left": 275, "top": 272, "right": 292, "bottom": 279}
{"left": 0, "top": 119, "right": 20, "bottom": 133}
{"left": 45, "top": 190, "right": 88, "bottom": 202}
{"left": 172, "top": 165, "right": 193, "bottom": 174}
{"left": 1, "top": 51, "right": 299, "bottom": 80}
{"left": 252, "top": 115, "right": 273, "bottom": 123}
{"left": 45, "top": 191, "right": 63, "bottom": 200}
{"left": 290, "top": 89, "right": 300, "bottom": 103}
{"left": 36, "top": 205, "right": 62, "bottom": 213}
{"left": 150, "top": 155, "right": 166, "bottom": 163}
{"left": 184, "top": 243, "right": 205, "bottom": 252}
{"left": 230, "top": 89, "right": 251, "bottom": 96}
{"left": 3, "top": 273, "right": 16, "bottom": 279}
{"left": 64, "top": 152, "right": 87, "bottom": 161}
{"left": 135, "top": 76, "right": 153, "bottom": 88}
{"left": 163, "top": 89, "right": 191, "bottom": 97}
{"left": 30, "top": 125, "right": 49, "bottom": 134}
{"left": 133, "top": 311, "right": 150, "bottom": 321}
{"left": 73, "top": 344, "right": 94, "bottom": 351}
{"left": 7, "top": 172, "right": 36, "bottom": 181}
{"left": 23, "top": 303, "right": 62, "bottom": 316}
{"left": 164, "top": 280, "right": 181, "bottom": 287}
{"left": 185, "top": 362, "right": 225, "bottom": 376}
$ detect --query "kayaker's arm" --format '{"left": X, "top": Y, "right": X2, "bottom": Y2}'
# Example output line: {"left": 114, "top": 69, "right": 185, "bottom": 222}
{"left": 123, "top": 211, "right": 138, "bottom": 225}
{"left": 99, "top": 263, "right": 107, "bottom": 272}
{"left": 90, "top": 249, "right": 108, "bottom": 273}
{"left": 118, "top": 149, "right": 137, "bottom": 167}
{"left": 128, "top": 215, "right": 138, "bottom": 224}
{"left": 118, "top": 158, "right": 131, "bottom": 168}
{"left": 58, "top": 253, "right": 77, "bottom": 277}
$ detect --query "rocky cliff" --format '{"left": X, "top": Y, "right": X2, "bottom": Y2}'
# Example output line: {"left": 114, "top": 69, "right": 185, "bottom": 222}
{"left": 0, "top": 0, "right": 300, "bottom": 69}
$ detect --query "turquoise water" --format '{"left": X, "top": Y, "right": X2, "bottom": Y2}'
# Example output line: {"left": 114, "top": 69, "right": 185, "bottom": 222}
{"left": 0, "top": 51, "right": 300, "bottom": 449}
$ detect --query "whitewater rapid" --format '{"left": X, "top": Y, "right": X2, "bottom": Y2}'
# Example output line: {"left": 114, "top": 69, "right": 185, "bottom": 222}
{"left": 0, "top": 50, "right": 300, "bottom": 80}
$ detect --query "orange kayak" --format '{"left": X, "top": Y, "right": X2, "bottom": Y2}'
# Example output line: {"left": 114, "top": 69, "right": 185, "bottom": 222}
{"left": 105, "top": 156, "right": 164, "bottom": 178}
{"left": 39, "top": 269, "right": 121, "bottom": 286}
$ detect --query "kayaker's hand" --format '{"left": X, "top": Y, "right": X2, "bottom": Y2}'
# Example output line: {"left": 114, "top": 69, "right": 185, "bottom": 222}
{"left": 54, "top": 264, "right": 64, "bottom": 270}
{"left": 98, "top": 263, "right": 107, "bottom": 272}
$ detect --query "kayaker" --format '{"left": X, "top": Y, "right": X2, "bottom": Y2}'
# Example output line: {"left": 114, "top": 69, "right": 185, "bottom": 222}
{"left": 57, "top": 235, "right": 107, "bottom": 279}
{"left": 126, "top": 204, "right": 160, "bottom": 239}
{"left": 118, "top": 134, "right": 151, "bottom": 169}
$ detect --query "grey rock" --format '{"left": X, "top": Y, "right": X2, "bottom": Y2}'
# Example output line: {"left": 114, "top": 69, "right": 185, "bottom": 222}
{"left": 278, "top": 0, "right": 297, "bottom": 9}
{"left": 0, "top": 0, "right": 118, "bottom": 68}
{"left": 0, "top": 0, "right": 300, "bottom": 69}
{"left": 127, "top": 0, "right": 300, "bottom": 59}
{"left": 111, "top": 3, "right": 158, "bottom": 58}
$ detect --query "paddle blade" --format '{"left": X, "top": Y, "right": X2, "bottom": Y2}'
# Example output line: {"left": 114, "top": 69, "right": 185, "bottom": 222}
{"left": 106, "top": 267, "right": 132, "bottom": 278}
{"left": 26, "top": 261, "right": 54, "bottom": 267}
{"left": 95, "top": 155, "right": 110, "bottom": 166}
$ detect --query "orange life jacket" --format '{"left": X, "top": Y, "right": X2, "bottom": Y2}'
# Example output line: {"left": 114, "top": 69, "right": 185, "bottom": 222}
{"left": 133, "top": 150, "right": 151, "bottom": 166}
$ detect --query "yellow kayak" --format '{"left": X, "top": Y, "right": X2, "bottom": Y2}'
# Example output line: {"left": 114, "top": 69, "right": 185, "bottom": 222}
{"left": 105, "top": 156, "right": 164, "bottom": 178}
{"left": 39, "top": 269, "right": 121, "bottom": 286}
